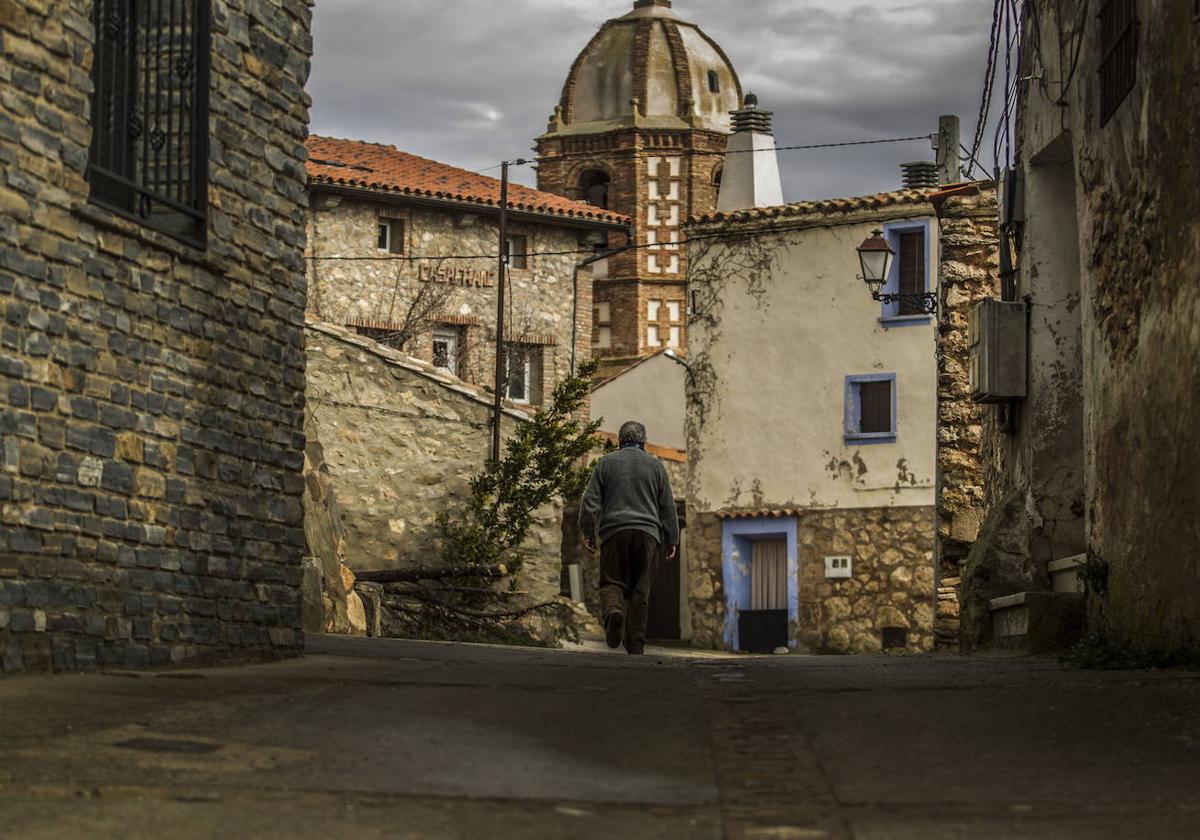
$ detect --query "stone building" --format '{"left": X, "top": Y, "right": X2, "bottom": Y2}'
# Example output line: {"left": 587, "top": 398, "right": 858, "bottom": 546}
{"left": 961, "top": 0, "right": 1200, "bottom": 655}
{"left": 302, "top": 321, "right": 571, "bottom": 638}
{"left": 684, "top": 189, "right": 941, "bottom": 654}
{"left": 536, "top": 0, "right": 741, "bottom": 362}
{"left": 929, "top": 181, "right": 1001, "bottom": 648}
{"left": 305, "top": 137, "right": 627, "bottom": 407}
{"left": 0, "top": 0, "right": 313, "bottom": 672}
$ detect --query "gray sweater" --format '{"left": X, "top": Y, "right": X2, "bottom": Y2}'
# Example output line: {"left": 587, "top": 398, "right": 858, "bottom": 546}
{"left": 579, "top": 445, "right": 680, "bottom": 547}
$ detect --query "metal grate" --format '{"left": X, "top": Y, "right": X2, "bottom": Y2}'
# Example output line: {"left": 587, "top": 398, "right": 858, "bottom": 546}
{"left": 897, "top": 232, "right": 927, "bottom": 316}
{"left": 89, "top": 0, "right": 211, "bottom": 247}
{"left": 1097, "top": 0, "right": 1139, "bottom": 126}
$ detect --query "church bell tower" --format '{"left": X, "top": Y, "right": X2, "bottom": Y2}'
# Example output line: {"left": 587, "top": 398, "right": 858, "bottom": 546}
{"left": 536, "top": 0, "right": 742, "bottom": 361}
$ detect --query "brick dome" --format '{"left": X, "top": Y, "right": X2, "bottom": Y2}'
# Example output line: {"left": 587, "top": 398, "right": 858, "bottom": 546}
{"left": 550, "top": 0, "right": 742, "bottom": 136}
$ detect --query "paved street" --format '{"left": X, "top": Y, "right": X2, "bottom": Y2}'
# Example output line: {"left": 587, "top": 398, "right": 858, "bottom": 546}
{"left": 1, "top": 637, "right": 1199, "bottom": 839}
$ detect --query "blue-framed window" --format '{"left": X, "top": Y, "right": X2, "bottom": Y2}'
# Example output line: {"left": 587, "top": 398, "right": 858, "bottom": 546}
{"left": 879, "top": 219, "right": 932, "bottom": 325}
{"left": 845, "top": 373, "right": 898, "bottom": 443}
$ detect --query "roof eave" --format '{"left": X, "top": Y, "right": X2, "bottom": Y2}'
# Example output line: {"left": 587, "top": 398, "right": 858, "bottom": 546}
{"left": 308, "top": 180, "right": 630, "bottom": 232}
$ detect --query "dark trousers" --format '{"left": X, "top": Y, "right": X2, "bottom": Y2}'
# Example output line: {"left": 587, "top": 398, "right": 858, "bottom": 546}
{"left": 599, "top": 529, "right": 659, "bottom": 651}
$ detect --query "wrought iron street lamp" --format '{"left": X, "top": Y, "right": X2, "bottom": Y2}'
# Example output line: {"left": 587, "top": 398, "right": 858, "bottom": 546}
{"left": 856, "top": 229, "right": 938, "bottom": 315}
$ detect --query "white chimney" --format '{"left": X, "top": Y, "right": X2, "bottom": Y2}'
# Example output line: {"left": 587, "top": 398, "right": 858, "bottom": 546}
{"left": 716, "top": 93, "right": 784, "bottom": 212}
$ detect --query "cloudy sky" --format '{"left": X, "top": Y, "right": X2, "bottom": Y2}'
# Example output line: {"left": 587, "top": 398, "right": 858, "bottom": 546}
{"left": 308, "top": 0, "right": 997, "bottom": 202}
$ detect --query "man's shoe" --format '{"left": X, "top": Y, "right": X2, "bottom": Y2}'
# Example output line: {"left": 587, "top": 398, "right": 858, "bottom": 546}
{"left": 604, "top": 611, "right": 625, "bottom": 649}
{"left": 625, "top": 644, "right": 645, "bottom": 656}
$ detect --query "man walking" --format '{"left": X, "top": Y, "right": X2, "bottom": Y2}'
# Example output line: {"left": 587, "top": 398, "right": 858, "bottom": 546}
{"left": 579, "top": 421, "right": 680, "bottom": 654}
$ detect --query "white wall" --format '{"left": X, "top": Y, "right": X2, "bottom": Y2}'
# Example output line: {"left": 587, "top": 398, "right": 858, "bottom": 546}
{"left": 688, "top": 212, "right": 938, "bottom": 512}
{"left": 591, "top": 352, "right": 687, "bottom": 450}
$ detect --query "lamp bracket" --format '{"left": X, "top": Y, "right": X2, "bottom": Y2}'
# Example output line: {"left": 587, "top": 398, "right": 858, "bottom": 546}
{"left": 871, "top": 291, "right": 939, "bottom": 315}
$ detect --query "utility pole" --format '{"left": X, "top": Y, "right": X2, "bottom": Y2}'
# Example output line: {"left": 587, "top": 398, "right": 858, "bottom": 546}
{"left": 937, "top": 115, "right": 962, "bottom": 185}
{"left": 491, "top": 160, "right": 510, "bottom": 463}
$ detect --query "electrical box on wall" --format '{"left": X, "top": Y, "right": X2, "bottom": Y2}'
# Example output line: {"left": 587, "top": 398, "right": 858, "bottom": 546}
{"left": 825, "top": 556, "right": 852, "bottom": 579}
{"left": 969, "top": 298, "right": 1028, "bottom": 403}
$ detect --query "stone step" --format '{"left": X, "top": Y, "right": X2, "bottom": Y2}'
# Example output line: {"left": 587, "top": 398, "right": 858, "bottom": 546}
{"left": 989, "top": 591, "right": 1085, "bottom": 654}
{"left": 1048, "top": 554, "right": 1087, "bottom": 594}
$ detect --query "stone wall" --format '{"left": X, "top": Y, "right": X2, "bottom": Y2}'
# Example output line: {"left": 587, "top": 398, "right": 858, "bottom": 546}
{"left": 308, "top": 194, "right": 595, "bottom": 407}
{"left": 970, "top": 0, "right": 1200, "bottom": 654}
{"left": 688, "top": 507, "right": 936, "bottom": 653}
{"left": 932, "top": 183, "right": 1000, "bottom": 647}
{"left": 0, "top": 0, "right": 312, "bottom": 673}
{"left": 303, "top": 322, "right": 563, "bottom": 603}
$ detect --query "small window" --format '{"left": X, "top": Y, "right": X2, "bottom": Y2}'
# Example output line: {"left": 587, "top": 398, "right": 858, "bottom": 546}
{"left": 88, "top": 0, "right": 212, "bottom": 247}
{"left": 378, "top": 219, "right": 404, "bottom": 254}
{"left": 713, "top": 167, "right": 723, "bottom": 189}
{"left": 668, "top": 326, "right": 681, "bottom": 348}
{"left": 504, "top": 344, "right": 542, "bottom": 404}
{"left": 432, "top": 329, "right": 461, "bottom": 376}
{"left": 707, "top": 70, "right": 721, "bottom": 94}
{"left": 647, "top": 299, "right": 662, "bottom": 321}
{"left": 647, "top": 325, "right": 661, "bottom": 347}
{"left": 882, "top": 628, "right": 909, "bottom": 650}
{"left": 666, "top": 301, "right": 681, "bottom": 322}
{"left": 593, "top": 302, "right": 612, "bottom": 349}
{"left": 881, "top": 223, "right": 930, "bottom": 321}
{"left": 897, "top": 231, "right": 927, "bottom": 315}
{"left": 1098, "top": 0, "right": 1139, "bottom": 126}
{"left": 846, "top": 375, "right": 897, "bottom": 442}
{"left": 506, "top": 235, "right": 529, "bottom": 270}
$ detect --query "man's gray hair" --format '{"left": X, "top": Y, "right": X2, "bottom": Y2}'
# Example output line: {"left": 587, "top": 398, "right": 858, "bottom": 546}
{"left": 618, "top": 421, "right": 647, "bottom": 447}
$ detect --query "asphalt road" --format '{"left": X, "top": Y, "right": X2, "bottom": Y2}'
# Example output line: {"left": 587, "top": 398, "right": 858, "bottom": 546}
{"left": 1, "top": 636, "right": 1198, "bottom": 839}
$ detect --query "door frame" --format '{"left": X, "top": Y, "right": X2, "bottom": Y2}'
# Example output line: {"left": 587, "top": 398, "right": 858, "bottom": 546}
{"left": 720, "top": 517, "right": 799, "bottom": 652}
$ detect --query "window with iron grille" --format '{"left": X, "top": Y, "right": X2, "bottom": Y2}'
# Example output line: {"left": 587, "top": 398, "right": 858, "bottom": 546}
{"left": 897, "top": 231, "right": 927, "bottom": 316}
{"left": 89, "top": 0, "right": 212, "bottom": 247}
{"left": 1098, "top": 0, "right": 1139, "bottom": 126}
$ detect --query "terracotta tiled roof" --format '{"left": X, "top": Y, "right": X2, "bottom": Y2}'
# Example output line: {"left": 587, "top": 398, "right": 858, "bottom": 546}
{"left": 594, "top": 430, "right": 686, "bottom": 463}
{"left": 306, "top": 136, "right": 629, "bottom": 226}
{"left": 717, "top": 509, "right": 802, "bottom": 520}
{"left": 690, "top": 188, "right": 936, "bottom": 226}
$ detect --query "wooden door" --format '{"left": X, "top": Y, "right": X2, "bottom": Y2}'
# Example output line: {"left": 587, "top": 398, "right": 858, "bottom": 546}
{"left": 648, "top": 546, "right": 681, "bottom": 640}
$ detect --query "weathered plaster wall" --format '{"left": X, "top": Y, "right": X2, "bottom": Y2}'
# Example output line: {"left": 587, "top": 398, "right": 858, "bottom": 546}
{"left": 590, "top": 352, "right": 686, "bottom": 450}
{"left": 308, "top": 195, "right": 596, "bottom": 404}
{"left": 0, "top": 0, "right": 312, "bottom": 673}
{"left": 304, "top": 323, "right": 563, "bottom": 603}
{"left": 687, "top": 507, "right": 936, "bottom": 653}
{"left": 683, "top": 202, "right": 940, "bottom": 652}
{"left": 686, "top": 212, "right": 939, "bottom": 513}
{"left": 976, "top": 1, "right": 1200, "bottom": 653}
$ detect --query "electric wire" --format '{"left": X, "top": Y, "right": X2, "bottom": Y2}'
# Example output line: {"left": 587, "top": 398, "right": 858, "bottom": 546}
{"left": 968, "top": 0, "right": 1006, "bottom": 170}
{"left": 529, "top": 134, "right": 936, "bottom": 168}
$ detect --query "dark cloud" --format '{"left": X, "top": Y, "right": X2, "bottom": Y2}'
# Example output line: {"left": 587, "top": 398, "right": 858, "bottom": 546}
{"left": 309, "top": 0, "right": 997, "bottom": 201}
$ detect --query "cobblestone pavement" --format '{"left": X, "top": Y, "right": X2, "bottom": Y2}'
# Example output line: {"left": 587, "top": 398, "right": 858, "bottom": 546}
{"left": 1, "top": 636, "right": 1199, "bottom": 839}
